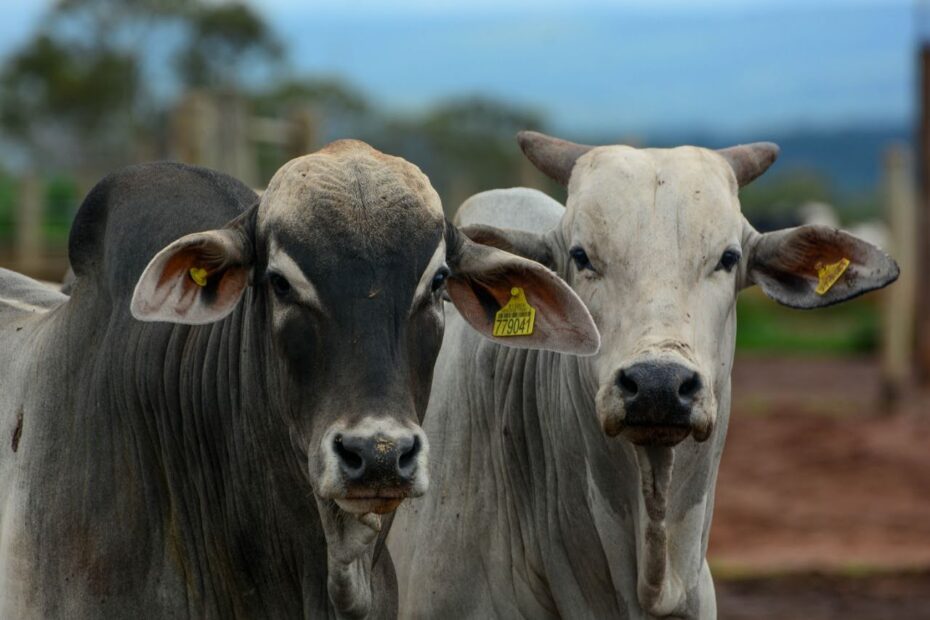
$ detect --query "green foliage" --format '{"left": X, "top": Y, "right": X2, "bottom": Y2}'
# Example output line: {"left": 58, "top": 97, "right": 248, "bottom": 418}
{"left": 736, "top": 288, "right": 879, "bottom": 354}
{"left": 252, "top": 78, "right": 370, "bottom": 118}
{"left": 0, "top": 0, "right": 281, "bottom": 174}
{"left": 0, "top": 175, "right": 15, "bottom": 242}
{"left": 176, "top": 2, "right": 282, "bottom": 90}
{"left": 374, "top": 97, "right": 547, "bottom": 213}
{"left": 44, "top": 175, "right": 80, "bottom": 242}
{"left": 740, "top": 167, "right": 881, "bottom": 228}
{"left": 0, "top": 35, "right": 138, "bottom": 141}
{"left": 740, "top": 169, "right": 833, "bottom": 219}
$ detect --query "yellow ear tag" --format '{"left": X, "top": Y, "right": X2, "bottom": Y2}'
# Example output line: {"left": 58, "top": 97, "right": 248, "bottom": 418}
{"left": 189, "top": 267, "right": 209, "bottom": 287}
{"left": 493, "top": 287, "right": 536, "bottom": 337}
{"left": 815, "top": 258, "right": 850, "bottom": 295}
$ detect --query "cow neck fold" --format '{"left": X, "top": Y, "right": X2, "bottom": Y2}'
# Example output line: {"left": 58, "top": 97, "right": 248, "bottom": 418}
{"left": 61, "top": 287, "right": 381, "bottom": 618}
{"left": 482, "top": 331, "right": 726, "bottom": 617}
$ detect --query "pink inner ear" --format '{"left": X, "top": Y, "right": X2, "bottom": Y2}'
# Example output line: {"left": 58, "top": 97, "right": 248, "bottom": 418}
{"left": 159, "top": 251, "right": 204, "bottom": 293}
{"left": 133, "top": 237, "right": 250, "bottom": 324}
{"left": 771, "top": 228, "right": 870, "bottom": 279}
{"left": 215, "top": 268, "right": 249, "bottom": 307}
{"left": 447, "top": 277, "right": 501, "bottom": 327}
{"left": 447, "top": 269, "right": 599, "bottom": 355}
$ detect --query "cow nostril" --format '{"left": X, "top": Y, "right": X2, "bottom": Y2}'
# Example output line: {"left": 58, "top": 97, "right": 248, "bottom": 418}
{"left": 679, "top": 374, "right": 701, "bottom": 399}
{"left": 618, "top": 370, "right": 639, "bottom": 397}
{"left": 334, "top": 435, "right": 364, "bottom": 472}
{"left": 398, "top": 436, "right": 421, "bottom": 473}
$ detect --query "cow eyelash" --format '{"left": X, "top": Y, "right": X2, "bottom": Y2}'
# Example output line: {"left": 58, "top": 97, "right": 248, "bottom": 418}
{"left": 569, "top": 246, "right": 595, "bottom": 272}
{"left": 715, "top": 249, "right": 741, "bottom": 273}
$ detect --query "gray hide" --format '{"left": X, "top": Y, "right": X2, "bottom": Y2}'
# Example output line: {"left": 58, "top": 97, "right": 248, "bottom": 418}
{"left": 388, "top": 132, "right": 899, "bottom": 619}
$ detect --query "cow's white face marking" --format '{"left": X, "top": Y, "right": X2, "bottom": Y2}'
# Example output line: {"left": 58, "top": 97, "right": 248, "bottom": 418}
{"left": 410, "top": 239, "right": 447, "bottom": 314}
{"left": 564, "top": 146, "right": 743, "bottom": 442}
{"left": 267, "top": 237, "right": 322, "bottom": 310}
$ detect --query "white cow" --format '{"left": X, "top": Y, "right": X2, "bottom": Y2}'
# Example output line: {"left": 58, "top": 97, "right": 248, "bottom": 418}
{"left": 388, "top": 131, "right": 899, "bottom": 618}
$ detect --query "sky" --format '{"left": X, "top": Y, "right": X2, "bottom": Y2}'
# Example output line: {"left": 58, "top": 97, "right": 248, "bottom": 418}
{"left": 0, "top": 0, "right": 915, "bottom": 137}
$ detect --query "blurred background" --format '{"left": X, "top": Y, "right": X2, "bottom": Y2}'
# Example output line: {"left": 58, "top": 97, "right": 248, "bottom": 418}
{"left": 0, "top": 1, "right": 925, "bottom": 617}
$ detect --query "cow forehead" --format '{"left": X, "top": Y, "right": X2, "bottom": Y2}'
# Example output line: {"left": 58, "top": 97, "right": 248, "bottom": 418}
{"left": 566, "top": 145, "right": 742, "bottom": 249}
{"left": 258, "top": 140, "right": 443, "bottom": 246}
{"left": 256, "top": 141, "right": 445, "bottom": 300}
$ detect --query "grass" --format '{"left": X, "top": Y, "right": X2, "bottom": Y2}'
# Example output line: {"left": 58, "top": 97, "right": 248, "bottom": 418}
{"left": 0, "top": 174, "right": 79, "bottom": 248}
{"left": 735, "top": 288, "right": 879, "bottom": 355}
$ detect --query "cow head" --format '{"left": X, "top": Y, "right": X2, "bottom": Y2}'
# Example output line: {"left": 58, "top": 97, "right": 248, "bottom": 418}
{"left": 471, "top": 131, "right": 898, "bottom": 448}
{"left": 129, "top": 140, "right": 598, "bottom": 521}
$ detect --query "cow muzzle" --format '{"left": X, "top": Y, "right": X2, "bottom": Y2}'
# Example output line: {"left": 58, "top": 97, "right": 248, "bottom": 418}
{"left": 597, "top": 359, "right": 714, "bottom": 446}
{"left": 317, "top": 419, "right": 429, "bottom": 514}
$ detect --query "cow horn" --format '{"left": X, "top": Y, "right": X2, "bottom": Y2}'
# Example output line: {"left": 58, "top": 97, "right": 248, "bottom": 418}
{"left": 517, "top": 131, "right": 595, "bottom": 186}
{"left": 717, "top": 142, "right": 780, "bottom": 187}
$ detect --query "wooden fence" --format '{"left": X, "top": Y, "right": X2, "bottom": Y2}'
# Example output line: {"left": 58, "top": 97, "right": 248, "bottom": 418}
{"left": 0, "top": 90, "right": 318, "bottom": 280}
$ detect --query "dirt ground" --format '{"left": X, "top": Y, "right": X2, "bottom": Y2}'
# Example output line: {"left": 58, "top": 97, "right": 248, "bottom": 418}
{"left": 716, "top": 571, "right": 930, "bottom": 620}
{"left": 711, "top": 355, "right": 930, "bottom": 619}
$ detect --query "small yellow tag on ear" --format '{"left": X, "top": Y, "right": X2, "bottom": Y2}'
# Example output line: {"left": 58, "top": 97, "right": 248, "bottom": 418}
{"left": 815, "top": 258, "right": 850, "bottom": 295}
{"left": 189, "top": 267, "right": 209, "bottom": 287}
{"left": 493, "top": 287, "right": 536, "bottom": 337}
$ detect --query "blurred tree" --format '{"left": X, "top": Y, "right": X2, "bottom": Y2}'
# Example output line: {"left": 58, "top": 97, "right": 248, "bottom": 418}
{"left": 52, "top": 0, "right": 189, "bottom": 49}
{"left": 738, "top": 170, "right": 834, "bottom": 230}
{"left": 253, "top": 77, "right": 370, "bottom": 119}
{"left": 0, "top": 0, "right": 550, "bottom": 213}
{"left": 0, "top": 33, "right": 140, "bottom": 174}
{"left": 250, "top": 77, "right": 373, "bottom": 179}
{"left": 176, "top": 2, "right": 282, "bottom": 91}
{"left": 0, "top": 0, "right": 281, "bottom": 179}
{"left": 377, "top": 97, "right": 549, "bottom": 214}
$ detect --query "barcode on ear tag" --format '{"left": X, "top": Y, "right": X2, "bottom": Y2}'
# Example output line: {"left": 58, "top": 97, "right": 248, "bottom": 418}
{"left": 493, "top": 287, "right": 536, "bottom": 337}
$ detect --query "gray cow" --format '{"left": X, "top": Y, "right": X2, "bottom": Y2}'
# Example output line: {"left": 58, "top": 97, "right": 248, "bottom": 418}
{"left": 389, "top": 131, "right": 899, "bottom": 618}
{"left": 0, "top": 140, "right": 598, "bottom": 618}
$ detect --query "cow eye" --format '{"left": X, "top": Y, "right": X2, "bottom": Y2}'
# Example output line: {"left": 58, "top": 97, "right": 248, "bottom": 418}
{"left": 431, "top": 266, "right": 450, "bottom": 293}
{"left": 716, "top": 249, "right": 741, "bottom": 273}
{"left": 269, "top": 273, "right": 291, "bottom": 296}
{"left": 569, "top": 246, "right": 594, "bottom": 271}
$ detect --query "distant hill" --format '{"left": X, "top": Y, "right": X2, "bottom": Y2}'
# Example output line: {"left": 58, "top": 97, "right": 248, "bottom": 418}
{"left": 622, "top": 124, "right": 912, "bottom": 194}
{"left": 758, "top": 125, "right": 912, "bottom": 193}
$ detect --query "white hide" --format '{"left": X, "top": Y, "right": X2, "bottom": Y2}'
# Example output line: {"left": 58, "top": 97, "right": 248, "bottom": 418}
{"left": 388, "top": 140, "right": 898, "bottom": 619}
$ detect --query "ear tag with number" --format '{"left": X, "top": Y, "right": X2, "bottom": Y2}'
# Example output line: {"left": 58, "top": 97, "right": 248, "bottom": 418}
{"left": 189, "top": 267, "right": 209, "bottom": 287}
{"left": 815, "top": 258, "right": 850, "bottom": 295}
{"left": 493, "top": 287, "right": 536, "bottom": 337}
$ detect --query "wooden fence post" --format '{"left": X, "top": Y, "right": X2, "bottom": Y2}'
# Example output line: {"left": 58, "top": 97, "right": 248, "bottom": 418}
{"left": 171, "top": 91, "right": 220, "bottom": 169}
{"left": 288, "top": 106, "right": 317, "bottom": 159}
{"left": 880, "top": 145, "right": 918, "bottom": 409}
{"left": 915, "top": 44, "right": 930, "bottom": 383}
{"left": 216, "top": 93, "right": 259, "bottom": 188}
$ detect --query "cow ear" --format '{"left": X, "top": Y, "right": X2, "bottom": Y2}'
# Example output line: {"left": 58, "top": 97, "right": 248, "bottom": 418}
{"left": 744, "top": 221, "right": 899, "bottom": 309}
{"left": 131, "top": 206, "right": 256, "bottom": 324}
{"left": 459, "top": 224, "right": 553, "bottom": 268}
{"left": 447, "top": 235, "right": 600, "bottom": 355}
